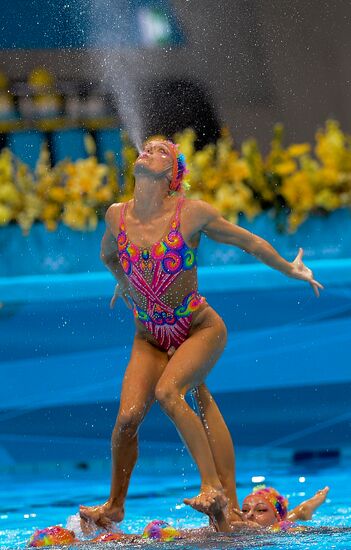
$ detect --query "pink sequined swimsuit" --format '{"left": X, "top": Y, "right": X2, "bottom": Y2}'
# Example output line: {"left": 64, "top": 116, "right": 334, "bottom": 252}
{"left": 117, "top": 197, "right": 205, "bottom": 351}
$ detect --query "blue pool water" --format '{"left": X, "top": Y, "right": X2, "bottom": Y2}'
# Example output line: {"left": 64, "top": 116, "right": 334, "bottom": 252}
{"left": 1, "top": 259, "right": 351, "bottom": 548}
{"left": 1, "top": 443, "right": 351, "bottom": 549}
{"left": 1, "top": 261, "right": 351, "bottom": 457}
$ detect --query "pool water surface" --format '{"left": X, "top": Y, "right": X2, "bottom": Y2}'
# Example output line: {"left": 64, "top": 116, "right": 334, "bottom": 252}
{"left": 1, "top": 443, "right": 351, "bottom": 549}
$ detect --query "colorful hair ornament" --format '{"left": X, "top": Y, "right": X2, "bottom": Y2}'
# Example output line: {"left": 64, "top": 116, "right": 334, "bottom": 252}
{"left": 252, "top": 486, "right": 289, "bottom": 521}
{"left": 165, "top": 141, "right": 190, "bottom": 194}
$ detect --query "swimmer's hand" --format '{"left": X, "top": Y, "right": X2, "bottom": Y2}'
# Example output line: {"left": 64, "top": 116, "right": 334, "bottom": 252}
{"left": 289, "top": 248, "right": 324, "bottom": 297}
{"left": 110, "top": 282, "right": 132, "bottom": 310}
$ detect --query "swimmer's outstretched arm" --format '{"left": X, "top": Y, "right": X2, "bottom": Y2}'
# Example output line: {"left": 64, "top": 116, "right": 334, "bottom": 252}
{"left": 193, "top": 200, "right": 324, "bottom": 298}
{"left": 287, "top": 486, "right": 329, "bottom": 521}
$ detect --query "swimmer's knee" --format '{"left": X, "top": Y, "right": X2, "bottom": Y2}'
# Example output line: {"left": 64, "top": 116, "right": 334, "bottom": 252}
{"left": 155, "top": 383, "right": 178, "bottom": 416}
{"left": 114, "top": 411, "right": 142, "bottom": 439}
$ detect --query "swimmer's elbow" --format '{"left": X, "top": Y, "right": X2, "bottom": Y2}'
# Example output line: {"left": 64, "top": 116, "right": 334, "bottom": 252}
{"left": 100, "top": 249, "right": 113, "bottom": 265}
{"left": 246, "top": 235, "right": 268, "bottom": 257}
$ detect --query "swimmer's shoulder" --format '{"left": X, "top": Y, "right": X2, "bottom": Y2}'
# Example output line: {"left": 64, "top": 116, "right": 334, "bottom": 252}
{"left": 182, "top": 197, "right": 221, "bottom": 234}
{"left": 105, "top": 201, "right": 131, "bottom": 236}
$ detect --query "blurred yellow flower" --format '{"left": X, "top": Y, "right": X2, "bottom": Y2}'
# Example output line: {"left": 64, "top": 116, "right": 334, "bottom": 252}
{"left": 94, "top": 187, "right": 113, "bottom": 202}
{"left": 287, "top": 211, "right": 308, "bottom": 234}
{"left": 49, "top": 187, "right": 66, "bottom": 202}
{"left": 42, "top": 203, "right": 60, "bottom": 222}
{"left": 84, "top": 134, "right": 97, "bottom": 156}
{"left": 174, "top": 128, "right": 196, "bottom": 160}
{"left": 317, "top": 167, "right": 341, "bottom": 187}
{"left": 274, "top": 160, "right": 297, "bottom": 177}
{"left": 315, "top": 189, "right": 342, "bottom": 211}
{"left": 0, "top": 204, "right": 12, "bottom": 225}
{"left": 62, "top": 202, "right": 98, "bottom": 231}
{"left": 280, "top": 172, "right": 315, "bottom": 211}
{"left": 1, "top": 120, "right": 351, "bottom": 234}
{"left": 229, "top": 159, "right": 250, "bottom": 182}
{"left": 0, "top": 183, "right": 21, "bottom": 206}
{"left": 0, "top": 148, "right": 14, "bottom": 180}
{"left": 287, "top": 143, "right": 311, "bottom": 157}
{"left": 45, "top": 219, "right": 58, "bottom": 231}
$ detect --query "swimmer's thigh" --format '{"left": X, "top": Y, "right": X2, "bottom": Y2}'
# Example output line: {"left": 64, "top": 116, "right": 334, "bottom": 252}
{"left": 118, "top": 336, "right": 168, "bottom": 420}
{"left": 157, "top": 307, "right": 227, "bottom": 394}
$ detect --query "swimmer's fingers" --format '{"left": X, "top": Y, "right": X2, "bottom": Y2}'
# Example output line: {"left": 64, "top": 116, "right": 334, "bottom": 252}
{"left": 291, "top": 250, "right": 325, "bottom": 298}
{"left": 121, "top": 293, "right": 133, "bottom": 309}
{"left": 109, "top": 284, "right": 121, "bottom": 309}
{"left": 111, "top": 293, "right": 132, "bottom": 310}
{"left": 310, "top": 281, "right": 319, "bottom": 298}
{"left": 109, "top": 292, "right": 119, "bottom": 309}
{"left": 110, "top": 285, "right": 132, "bottom": 310}
{"left": 310, "top": 279, "right": 324, "bottom": 298}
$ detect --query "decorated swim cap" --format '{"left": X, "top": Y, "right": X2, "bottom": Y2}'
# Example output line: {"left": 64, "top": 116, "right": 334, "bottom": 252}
{"left": 142, "top": 520, "right": 181, "bottom": 542}
{"left": 251, "top": 487, "right": 288, "bottom": 521}
{"left": 28, "top": 525, "right": 76, "bottom": 547}
{"left": 91, "top": 532, "right": 125, "bottom": 542}
{"left": 164, "top": 140, "right": 189, "bottom": 193}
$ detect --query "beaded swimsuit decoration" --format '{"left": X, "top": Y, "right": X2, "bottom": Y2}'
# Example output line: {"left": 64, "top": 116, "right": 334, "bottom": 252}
{"left": 117, "top": 197, "right": 205, "bottom": 351}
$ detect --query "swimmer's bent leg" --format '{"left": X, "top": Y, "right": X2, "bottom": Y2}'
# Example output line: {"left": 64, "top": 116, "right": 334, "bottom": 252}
{"left": 195, "top": 384, "right": 242, "bottom": 523}
{"left": 154, "top": 307, "right": 228, "bottom": 518}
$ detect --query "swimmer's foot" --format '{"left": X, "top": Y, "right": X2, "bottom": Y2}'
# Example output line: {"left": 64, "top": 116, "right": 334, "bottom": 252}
{"left": 79, "top": 500, "right": 124, "bottom": 531}
{"left": 297, "top": 487, "right": 330, "bottom": 520}
{"left": 183, "top": 486, "right": 228, "bottom": 517}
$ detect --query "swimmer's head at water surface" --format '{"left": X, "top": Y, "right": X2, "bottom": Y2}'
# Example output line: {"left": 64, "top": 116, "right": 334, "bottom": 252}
{"left": 241, "top": 487, "right": 288, "bottom": 527}
{"left": 134, "top": 138, "right": 188, "bottom": 193}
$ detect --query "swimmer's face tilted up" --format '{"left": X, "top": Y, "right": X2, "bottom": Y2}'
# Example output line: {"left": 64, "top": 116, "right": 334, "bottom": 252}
{"left": 134, "top": 140, "right": 174, "bottom": 186}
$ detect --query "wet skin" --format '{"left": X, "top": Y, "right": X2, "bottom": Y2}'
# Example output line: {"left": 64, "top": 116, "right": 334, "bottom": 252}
{"left": 80, "top": 141, "right": 230, "bottom": 528}
{"left": 80, "top": 139, "right": 325, "bottom": 530}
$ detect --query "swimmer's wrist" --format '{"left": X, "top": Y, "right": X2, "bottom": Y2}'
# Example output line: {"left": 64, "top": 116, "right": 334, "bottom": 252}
{"left": 284, "top": 262, "right": 296, "bottom": 278}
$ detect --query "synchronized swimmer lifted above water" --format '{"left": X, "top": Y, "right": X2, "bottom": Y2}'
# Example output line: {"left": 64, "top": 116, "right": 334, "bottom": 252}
{"left": 79, "top": 138, "right": 324, "bottom": 530}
